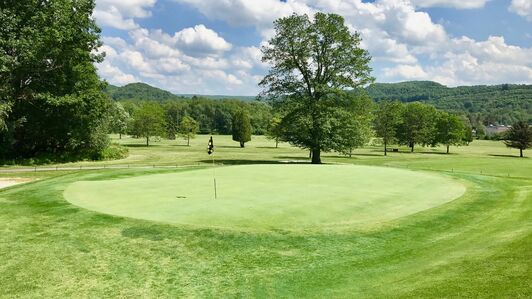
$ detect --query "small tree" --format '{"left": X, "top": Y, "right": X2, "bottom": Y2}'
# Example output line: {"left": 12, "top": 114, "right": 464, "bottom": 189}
{"left": 434, "top": 112, "right": 466, "bottom": 154}
{"left": 266, "top": 114, "right": 283, "bottom": 148}
{"left": 503, "top": 121, "right": 532, "bottom": 157}
{"left": 374, "top": 100, "right": 403, "bottom": 156}
{"left": 110, "top": 102, "right": 130, "bottom": 139}
{"left": 131, "top": 103, "right": 166, "bottom": 146}
{"left": 335, "top": 92, "right": 374, "bottom": 157}
{"left": 178, "top": 115, "right": 199, "bottom": 146}
{"left": 397, "top": 102, "right": 437, "bottom": 152}
{"left": 232, "top": 110, "right": 252, "bottom": 148}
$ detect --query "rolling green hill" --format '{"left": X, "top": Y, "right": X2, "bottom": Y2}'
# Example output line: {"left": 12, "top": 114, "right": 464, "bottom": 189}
{"left": 105, "top": 81, "right": 531, "bottom": 125}
{"left": 105, "top": 83, "right": 181, "bottom": 101}
{"left": 366, "top": 81, "right": 532, "bottom": 125}
{"left": 105, "top": 83, "right": 255, "bottom": 101}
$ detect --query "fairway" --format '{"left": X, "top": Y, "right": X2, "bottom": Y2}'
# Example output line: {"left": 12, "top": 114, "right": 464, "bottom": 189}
{"left": 64, "top": 165, "right": 465, "bottom": 230}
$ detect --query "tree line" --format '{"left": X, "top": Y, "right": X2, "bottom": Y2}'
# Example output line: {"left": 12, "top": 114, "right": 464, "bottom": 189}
{"left": 367, "top": 81, "right": 532, "bottom": 127}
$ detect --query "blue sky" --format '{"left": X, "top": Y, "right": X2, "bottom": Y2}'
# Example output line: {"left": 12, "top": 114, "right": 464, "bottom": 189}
{"left": 93, "top": 0, "right": 532, "bottom": 95}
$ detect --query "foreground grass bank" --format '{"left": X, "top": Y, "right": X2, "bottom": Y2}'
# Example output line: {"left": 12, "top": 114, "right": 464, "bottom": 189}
{"left": 0, "top": 137, "right": 530, "bottom": 297}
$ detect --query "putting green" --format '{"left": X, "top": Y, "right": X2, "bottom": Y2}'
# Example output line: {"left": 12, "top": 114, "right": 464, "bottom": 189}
{"left": 64, "top": 165, "right": 466, "bottom": 231}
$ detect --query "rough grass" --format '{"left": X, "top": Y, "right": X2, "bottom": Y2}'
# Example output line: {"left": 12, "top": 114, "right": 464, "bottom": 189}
{"left": 0, "top": 136, "right": 530, "bottom": 297}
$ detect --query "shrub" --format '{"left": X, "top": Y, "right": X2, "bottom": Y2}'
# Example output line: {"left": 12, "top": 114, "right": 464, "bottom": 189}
{"left": 97, "top": 143, "right": 129, "bottom": 160}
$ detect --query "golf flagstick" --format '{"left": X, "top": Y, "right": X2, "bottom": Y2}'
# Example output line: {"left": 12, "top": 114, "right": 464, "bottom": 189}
{"left": 212, "top": 153, "right": 217, "bottom": 199}
{"left": 207, "top": 136, "right": 217, "bottom": 199}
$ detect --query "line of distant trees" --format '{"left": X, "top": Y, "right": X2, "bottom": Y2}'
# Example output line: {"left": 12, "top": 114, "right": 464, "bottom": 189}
{"left": 109, "top": 96, "right": 473, "bottom": 154}
{"left": 112, "top": 95, "right": 531, "bottom": 157}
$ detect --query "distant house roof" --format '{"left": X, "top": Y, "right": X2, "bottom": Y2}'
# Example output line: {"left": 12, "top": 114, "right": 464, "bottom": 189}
{"left": 485, "top": 125, "right": 510, "bottom": 135}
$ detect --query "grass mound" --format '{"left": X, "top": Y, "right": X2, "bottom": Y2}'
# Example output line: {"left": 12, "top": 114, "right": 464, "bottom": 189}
{"left": 64, "top": 165, "right": 465, "bottom": 231}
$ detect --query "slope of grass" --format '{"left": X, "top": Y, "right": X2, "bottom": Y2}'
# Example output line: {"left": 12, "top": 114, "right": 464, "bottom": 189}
{"left": 0, "top": 137, "right": 530, "bottom": 297}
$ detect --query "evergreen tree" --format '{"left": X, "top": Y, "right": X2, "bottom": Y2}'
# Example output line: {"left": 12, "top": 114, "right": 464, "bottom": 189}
{"left": 232, "top": 110, "right": 252, "bottom": 148}
{"left": 503, "top": 121, "right": 532, "bottom": 157}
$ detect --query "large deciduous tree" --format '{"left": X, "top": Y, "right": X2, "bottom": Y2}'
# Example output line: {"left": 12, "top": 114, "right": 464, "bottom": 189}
{"left": 374, "top": 100, "right": 403, "bottom": 156}
{"left": 259, "top": 13, "right": 373, "bottom": 164}
{"left": 232, "top": 110, "right": 252, "bottom": 148}
{"left": 503, "top": 121, "right": 532, "bottom": 157}
{"left": 0, "top": 0, "right": 112, "bottom": 159}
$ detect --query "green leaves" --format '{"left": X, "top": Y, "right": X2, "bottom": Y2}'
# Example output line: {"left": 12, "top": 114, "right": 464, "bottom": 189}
{"left": 0, "top": 0, "right": 111, "bottom": 159}
{"left": 131, "top": 103, "right": 167, "bottom": 146}
{"left": 232, "top": 110, "right": 252, "bottom": 147}
{"left": 503, "top": 121, "right": 532, "bottom": 157}
{"left": 259, "top": 13, "right": 374, "bottom": 163}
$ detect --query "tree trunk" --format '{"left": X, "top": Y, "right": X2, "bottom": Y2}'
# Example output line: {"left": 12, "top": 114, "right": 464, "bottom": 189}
{"left": 384, "top": 139, "right": 387, "bottom": 156}
{"left": 520, "top": 148, "right": 523, "bottom": 157}
{"left": 240, "top": 141, "right": 245, "bottom": 148}
{"left": 349, "top": 148, "right": 352, "bottom": 158}
{"left": 119, "top": 133, "right": 122, "bottom": 139}
{"left": 446, "top": 144, "right": 450, "bottom": 154}
{"left": 275, "top": 138, "right": 278, "bottom": 148}
{"left": 410, "top": 143, "right": 414, "bottom": 153}
{"left": 187, "top": 135, "right": 190, "bottom": 146}
{"left": 146, "top": 136, "right": 149, "bottom": 147}
{"left": 311, "top": 148, "right": 321, "bottom": 164}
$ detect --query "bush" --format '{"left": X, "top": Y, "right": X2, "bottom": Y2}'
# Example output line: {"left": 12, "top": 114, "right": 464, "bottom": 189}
{"left": 97, "top": 144, "right": 129, "bottom": 160}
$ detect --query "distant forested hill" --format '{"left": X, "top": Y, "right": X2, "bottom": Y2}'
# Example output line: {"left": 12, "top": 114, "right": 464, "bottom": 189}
{"left": 366, "top": 81, "right": 532, "bottom": 125}
{"left": 105, "top": 83, "right": 255, "bottom": 101}
{"left": 105, "top": 83, "right": 181, "bottom": 101}
{"left": 106, "top": 81, "right": 531, "bottom": 125}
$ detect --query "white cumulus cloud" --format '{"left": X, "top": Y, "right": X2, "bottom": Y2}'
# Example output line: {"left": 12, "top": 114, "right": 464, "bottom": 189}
{"left": 409, "top": 0, "right": 490, "bottom": 9}
{"left": 93, "top": 0, "right": 156, "bottom": 30}
{"left": 95, "top": 0, "right": 532, "bottom": 94}
{"left": 174, "top": 25, "right": 232, "bottom": 56}
{"left": 509, "top": 0, "right": 532, "bottom": 21}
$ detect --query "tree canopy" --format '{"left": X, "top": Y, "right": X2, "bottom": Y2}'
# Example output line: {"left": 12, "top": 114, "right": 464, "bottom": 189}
{"left": 434, "top": 112, "right": 467, "bottom": 154}
{"left": 374, "top": 100, "right": 403, "bottom": 156}
{"left": 131, "top": 103, "right": 166, "bottom": 146}
{"left": 232, "top": 110, "right": 252, "bottom": 148}
{"left": 503, "top": 121, "right": 532, "bottom": 157}
{"left": 397, "top": 102, "right": 438, "bottom": 152}
{"left": 178, "top": 115, "right": 199, "bottom": 146}
{"left": 260, "top": 12, "right": 374, "bottom": 164}
{"left": 0, "top": 0, "right": 112, "bottom": 161}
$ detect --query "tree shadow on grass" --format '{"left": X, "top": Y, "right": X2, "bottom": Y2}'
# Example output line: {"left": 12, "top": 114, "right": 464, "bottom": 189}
{"left": 417, "top": 151, "right": 456, "bottom": 155}
{"left": 122, "top": 144, "right": 160, "bottom": 148}
{"left": 217, "top": 145, "right": 243, "bottom": 149}
{"left": 199, "top": 159, "right": 310, "bottom": 165}
{"left": 275, "top": 156, "right": 309, "bottom": 160}
{"left": 488, "top": 154, "right": 526, "bottom": 158}
{"left": 332, "top": 152, "right": 384, "bottom": 158}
